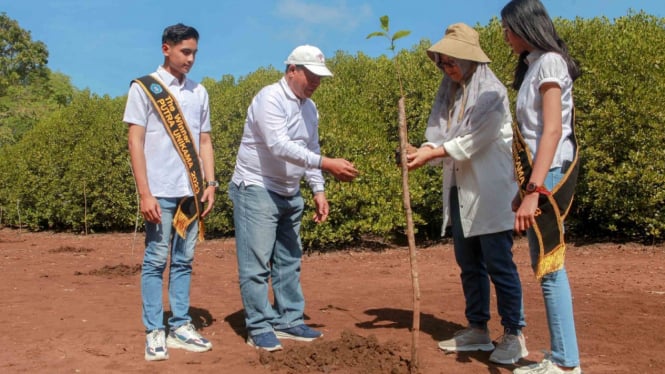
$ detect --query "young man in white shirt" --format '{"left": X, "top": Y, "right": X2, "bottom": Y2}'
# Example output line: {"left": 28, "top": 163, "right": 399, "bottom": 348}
{"left": 124, "top": 23, "right": 216, "bottom": 361}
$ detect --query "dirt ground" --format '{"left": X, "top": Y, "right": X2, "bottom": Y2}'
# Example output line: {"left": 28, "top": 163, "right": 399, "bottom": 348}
{"left": 1, "top": 228, "right": 664, "bottom": 374}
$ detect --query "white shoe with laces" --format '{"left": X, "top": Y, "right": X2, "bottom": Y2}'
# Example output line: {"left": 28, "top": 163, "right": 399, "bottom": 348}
{"left": 145, "top": 329, "right": 169, "bottom": 361}
{"left": 513, "top": 353, "right": 581, "bottom": 374}
{"left": 166, "top": 322, "right": 213, "bottom": 352}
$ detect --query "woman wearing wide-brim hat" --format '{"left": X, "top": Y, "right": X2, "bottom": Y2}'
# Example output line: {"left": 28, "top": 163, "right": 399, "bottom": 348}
{"left": 406, "top": 22, "right": 528, "bottom": 365}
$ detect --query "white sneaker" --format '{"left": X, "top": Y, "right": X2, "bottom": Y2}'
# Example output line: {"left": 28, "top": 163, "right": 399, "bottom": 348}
{"left": 438, "top": 327, "right": 494, "bottom": 352}
{"left": 166, "top": 322, "right": 213, "bottom": 352}
{"left": 145, "top": 329, "right": 169, "bottom": 361}
{"left": 490, "top": 332, "right": 528, "bottom": 364}
{"left": 513, "top": 357, "right": 581, "bottom": 374}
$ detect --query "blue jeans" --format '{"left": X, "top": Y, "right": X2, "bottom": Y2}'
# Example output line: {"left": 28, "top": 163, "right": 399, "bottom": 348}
{"left": 450, "top": 187, "right": 526, "bottom": 333}
{"left": 141, "top": 197, "right": 198, "bottom": 332}
{"left": 229, "top": 182, "right": 306, "bottom": 337}
{"left": 527, "top": 168, "right": 580, "bottom": 367}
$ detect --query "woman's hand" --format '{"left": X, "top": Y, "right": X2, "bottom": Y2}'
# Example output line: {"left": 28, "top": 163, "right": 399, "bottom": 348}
{"left": 514, "top": 193, "right": 539, "bottom": 232}
{"left": 406, "top": 145, "right": 443, "bottom": 171}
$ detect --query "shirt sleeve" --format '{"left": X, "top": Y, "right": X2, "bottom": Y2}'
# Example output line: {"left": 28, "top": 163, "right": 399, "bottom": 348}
{"left": 423, "top": 79, "right": 450, "bottom": 148}
{"left": 199, "top": 85, "right": 211, "bottom": 133}
{"left": 122, "top": 82, "right": 150, "bottom": 126}
{"left": 536, "top": 52, "right": 568, "bottom": 89}
{"left": 251, "top": 90, "right": 323, "bottom": 171}
{"left": 303, "top": 106, "right": 325, "bottom": 192}
{"left": 443, "top": 90, "right": 507, "bottom": 161}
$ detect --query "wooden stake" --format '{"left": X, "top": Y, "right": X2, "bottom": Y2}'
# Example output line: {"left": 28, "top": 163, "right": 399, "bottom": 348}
{"left": 398, "top": 97, "right": 421, "bottom": 373}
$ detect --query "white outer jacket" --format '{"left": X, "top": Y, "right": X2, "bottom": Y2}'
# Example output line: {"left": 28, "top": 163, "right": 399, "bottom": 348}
{"left": 437, "top": 116, "right": 516, "bottom": 238}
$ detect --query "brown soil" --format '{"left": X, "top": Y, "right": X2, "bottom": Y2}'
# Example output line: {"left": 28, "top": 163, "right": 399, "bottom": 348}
{"left": 1, "top": 228, "right": 663, "bottom": 373}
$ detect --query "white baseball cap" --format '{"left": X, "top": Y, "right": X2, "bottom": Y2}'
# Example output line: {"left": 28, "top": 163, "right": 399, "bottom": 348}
{"left": 284, "top": 45, "right": 333, "bottom": 77}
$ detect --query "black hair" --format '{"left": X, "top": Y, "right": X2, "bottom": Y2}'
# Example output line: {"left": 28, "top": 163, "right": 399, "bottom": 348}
{"left": 162, "top": 23, "right": 199, "bottom": 45}
{"left": 501, "top": 0, "right": 580, "bottom": 89}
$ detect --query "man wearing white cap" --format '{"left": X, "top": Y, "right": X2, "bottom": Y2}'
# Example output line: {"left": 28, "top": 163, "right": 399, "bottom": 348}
{"left": 229, "top": 45, "right": 359, "bottom": 351}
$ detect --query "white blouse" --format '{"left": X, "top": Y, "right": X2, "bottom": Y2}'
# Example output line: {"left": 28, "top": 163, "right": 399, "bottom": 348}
{"left": 516, "top": 51, "right": 575, "bottom": 169}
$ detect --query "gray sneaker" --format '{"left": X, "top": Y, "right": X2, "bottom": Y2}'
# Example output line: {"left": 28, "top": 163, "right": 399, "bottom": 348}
{"left": 438, "top": 327, "right": 495, "bottom": 352}
{"left": 490, "top": 332, "right": 528, "bottom": 364}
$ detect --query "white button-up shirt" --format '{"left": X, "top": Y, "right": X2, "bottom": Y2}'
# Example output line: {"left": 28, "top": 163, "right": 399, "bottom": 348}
{"left": 123, "top": 66, "right": 211, "bottom": 198}
{"left": 232, "top": 77, "right": 325, "bottom": 197}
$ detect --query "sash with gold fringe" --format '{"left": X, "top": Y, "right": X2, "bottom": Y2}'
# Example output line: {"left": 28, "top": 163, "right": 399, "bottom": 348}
{"left": 133, "top": 74, "right": 205, "bottom": 242}
{"left": 512, "top": 110, "right": 579, "bottom": 280}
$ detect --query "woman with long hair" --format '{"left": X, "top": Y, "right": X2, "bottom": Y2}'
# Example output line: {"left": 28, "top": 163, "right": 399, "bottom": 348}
{"left": 501, "top": 0, "right": 582, "bottom": 373}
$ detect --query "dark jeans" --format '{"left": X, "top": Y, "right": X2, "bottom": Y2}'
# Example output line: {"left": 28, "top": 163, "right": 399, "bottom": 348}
{"left": 450, "top": 187, "right": 526, "bottom": 333}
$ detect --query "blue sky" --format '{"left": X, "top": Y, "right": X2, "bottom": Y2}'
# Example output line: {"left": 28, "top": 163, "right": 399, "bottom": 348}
{"left": 4, "top": 0, "right": 663, "bottom": 98}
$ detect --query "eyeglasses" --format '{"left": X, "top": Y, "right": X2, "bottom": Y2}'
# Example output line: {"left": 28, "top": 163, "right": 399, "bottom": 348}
{"left": 436, "top": 57, "right": 457, "bottom": 70}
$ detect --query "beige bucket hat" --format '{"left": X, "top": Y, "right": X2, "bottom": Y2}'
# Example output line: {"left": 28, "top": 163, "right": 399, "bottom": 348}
{"left": 427, "top": 23, "right": 490, "bottom": 63}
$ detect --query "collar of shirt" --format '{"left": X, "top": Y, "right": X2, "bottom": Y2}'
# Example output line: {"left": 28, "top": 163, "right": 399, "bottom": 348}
{"left": 279, "top": 76, "right": 307, "bottom": 105}
{"left": 525, "top": 50, "right": 544, "bottom": 65}
{"left": 156, "top": 65, "right": 186, "bottom": 89}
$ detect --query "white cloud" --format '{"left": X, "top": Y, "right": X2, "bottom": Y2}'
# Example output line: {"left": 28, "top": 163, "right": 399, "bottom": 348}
{"left": 275, "top": 0, "right": 372, "bottom": 30}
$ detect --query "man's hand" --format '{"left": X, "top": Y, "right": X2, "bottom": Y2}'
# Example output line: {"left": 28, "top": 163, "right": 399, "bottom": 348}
{"left": 312, "top": 192, "right": 329, "bottom": 223}
{"left": 321, "top": 157, "right": 359, "bottom": 182}
{"left": 200, "top": 186, "right": 216, "bottom": 218}
{"left": 140, "top": 194, "right": 161, "bottom": 224}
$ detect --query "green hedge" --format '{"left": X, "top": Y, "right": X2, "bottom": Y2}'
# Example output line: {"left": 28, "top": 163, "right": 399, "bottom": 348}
{"left": 0, "top": 12, "right": 663, "bottom": 244}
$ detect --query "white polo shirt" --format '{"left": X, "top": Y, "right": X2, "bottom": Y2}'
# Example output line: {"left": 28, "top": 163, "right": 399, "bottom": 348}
{"left": 232, "top": 77, "right": 325, "bottom": 197}
{"left": 123, "top": 66, "right": 211, "bottom": 198}
{"left": 516, "top": 51, "right": 575, "bottom": 168}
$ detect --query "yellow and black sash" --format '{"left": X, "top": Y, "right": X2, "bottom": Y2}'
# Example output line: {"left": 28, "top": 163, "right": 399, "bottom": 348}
{"left": 512, "top": 110, "right": 579, "bottom": 280}
{"left": 133, "top": 74, "right": 205, "bottom": 241}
